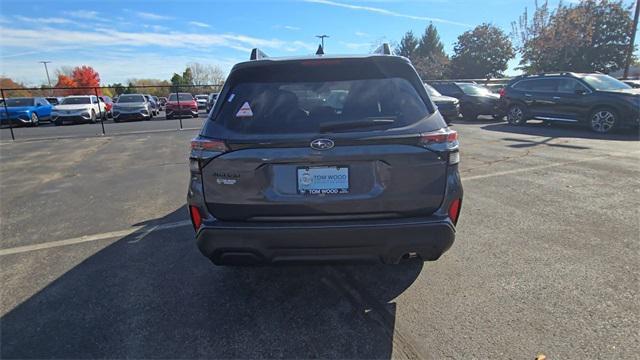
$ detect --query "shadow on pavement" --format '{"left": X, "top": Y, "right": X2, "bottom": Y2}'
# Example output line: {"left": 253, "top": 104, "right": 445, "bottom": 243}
{"left": 1, "top": 206, "right": 424, "bottom": 359}
{"left": 482, "top": 122, "right": 640, "bottom": 142}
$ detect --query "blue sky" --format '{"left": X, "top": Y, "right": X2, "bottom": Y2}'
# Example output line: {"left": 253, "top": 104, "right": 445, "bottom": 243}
{"left": 0, "top": 0, "right": 636, "bottom": 85}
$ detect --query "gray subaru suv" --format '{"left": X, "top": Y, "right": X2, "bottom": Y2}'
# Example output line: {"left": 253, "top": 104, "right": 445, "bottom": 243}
{"left": 188, "top": 45, "right": 463, "bottom": 265}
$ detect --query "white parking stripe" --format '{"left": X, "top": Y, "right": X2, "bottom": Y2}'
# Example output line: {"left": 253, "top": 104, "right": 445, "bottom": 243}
{"left": 464, "top": 150, "right": 640, "bottom": 181}
{"left": 0, "top": 220, "right": 191, "bottom": 256}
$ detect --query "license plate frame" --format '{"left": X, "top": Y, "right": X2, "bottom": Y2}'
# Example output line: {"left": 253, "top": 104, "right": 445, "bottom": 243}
{"left": 297, "top": 166, "right": 350, "bottom": 195}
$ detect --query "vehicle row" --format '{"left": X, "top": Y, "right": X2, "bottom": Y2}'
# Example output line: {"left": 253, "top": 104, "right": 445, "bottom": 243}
{"left": 0, "top": 92, "right": 219, "bottom": 126}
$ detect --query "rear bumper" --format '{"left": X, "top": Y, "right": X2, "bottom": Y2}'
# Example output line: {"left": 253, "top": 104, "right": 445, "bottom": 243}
{"left": 166, "top": 108, "right": 198, "bottom": 116}
{"left": 196, "top": 216, "right": 456, "bottom": 265}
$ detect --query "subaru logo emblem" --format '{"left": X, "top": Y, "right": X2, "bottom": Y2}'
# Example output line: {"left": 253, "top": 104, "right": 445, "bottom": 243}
{"left": 310, "top": 138, "right": 334, "bottom": 150}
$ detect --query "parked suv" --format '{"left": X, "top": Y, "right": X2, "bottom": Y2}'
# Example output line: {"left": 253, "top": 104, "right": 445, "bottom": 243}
{"left": 188, "top": 46, "right": 463, "bottom": 266}
{"left": 430, "top": 82, "right": 501, "bottom": 120}
{"left": 500, "top": 73, "right": 640, "bottom": 133}
{"left": 166, "top": 93, "right": 198, "bottom": 119}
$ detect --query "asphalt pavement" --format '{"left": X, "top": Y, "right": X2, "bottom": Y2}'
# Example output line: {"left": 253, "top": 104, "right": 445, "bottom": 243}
{"left": 0, "top": 118, "right": 638, "bottom": 358}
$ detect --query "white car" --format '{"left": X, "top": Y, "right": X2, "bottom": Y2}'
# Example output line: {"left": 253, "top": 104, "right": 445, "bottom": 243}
{"left": 52, "top": 95, "right": 107, "bottom": 126}
{"left": 195, "top": 94, "right": 208, "bottom": 110}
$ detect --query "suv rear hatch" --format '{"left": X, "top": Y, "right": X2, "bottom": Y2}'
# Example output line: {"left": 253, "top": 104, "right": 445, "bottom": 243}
{"left": 197, "top": 56, "right": 450, "bottom": 221}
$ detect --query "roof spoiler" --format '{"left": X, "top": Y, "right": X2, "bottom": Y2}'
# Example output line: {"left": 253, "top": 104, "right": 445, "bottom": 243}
{"left": 249, "top": 48, "right": 269, "bottom": 60}
{"left": 372, "top": 43, "right": 392, "bottom": 55}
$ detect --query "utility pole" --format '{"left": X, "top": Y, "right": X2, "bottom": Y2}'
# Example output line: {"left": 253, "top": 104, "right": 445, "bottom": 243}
{"left": 623, "top": 0, "right": 639, "bottom": 79}
{"left": 39, "top": 61, "right": 52, "bottom": 95}
{"left": 315, "top": 35, "right": 329, "bottom": 49}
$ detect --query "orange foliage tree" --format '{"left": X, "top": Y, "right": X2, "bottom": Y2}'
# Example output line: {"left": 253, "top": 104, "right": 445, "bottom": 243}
{"left": 54, "top": 75, "right": 77, "bottom": 96}
{"left": 0, "top": 78, "right": 32, "bottom": 97}
{"left": 71, "top": 65, "right": 101, "bottom": 95}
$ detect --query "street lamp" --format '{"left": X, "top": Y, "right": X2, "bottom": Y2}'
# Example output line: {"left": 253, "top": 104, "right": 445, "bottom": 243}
{"left": 39, "top": 61, "right": 52, "bottom": 95}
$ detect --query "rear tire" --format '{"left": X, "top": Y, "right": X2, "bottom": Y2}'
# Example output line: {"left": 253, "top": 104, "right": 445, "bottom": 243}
{"left": 507, "top": 104, "right": 527, "bottom": 126}
{"left": 589, "top": 107, "right": 617, "bottom": 134}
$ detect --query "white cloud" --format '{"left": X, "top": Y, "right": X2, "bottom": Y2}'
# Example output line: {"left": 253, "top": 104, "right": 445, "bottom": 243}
{"left": 355, "top": 31, "right": 369, "bottom": 37}
{"left": 135, "top": 11, "right": 173, "bottom": 20}
{"left": 305, "top": 0, "right": 471, "bottom": 27}
{"left": 63, "top": 10, "right": 100, "bottom": 20}
{"left": 15, "top": 16, "right": 72, "bottom": 24}
{"left": 283, "top": 25, "right": 300, "bottom": 31}
{"left": 189, "top": 21, "right": 210, "bottom": 28}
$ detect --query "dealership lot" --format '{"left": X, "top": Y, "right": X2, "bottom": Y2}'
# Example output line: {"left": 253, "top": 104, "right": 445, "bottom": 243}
{"left": 0, "top": 120, "right": 638, "bottom": 358}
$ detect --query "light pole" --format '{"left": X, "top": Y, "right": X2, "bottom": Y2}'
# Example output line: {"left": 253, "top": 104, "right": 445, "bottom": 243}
{"left": 624, "top": 0, "right": 640, "bottom": 79}
{"left": 315, "top": 35, "right": 329, "bottom": 50}
{"left": 39, "top": 61, "right": 52, "bottom": 95}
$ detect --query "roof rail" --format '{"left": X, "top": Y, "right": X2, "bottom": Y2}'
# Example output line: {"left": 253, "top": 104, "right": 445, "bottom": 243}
{"left": 373, "top": 43, "right": 392, "bottom": 55}
{"left": 249, "top": 48, "right": 268, "bottom": 61}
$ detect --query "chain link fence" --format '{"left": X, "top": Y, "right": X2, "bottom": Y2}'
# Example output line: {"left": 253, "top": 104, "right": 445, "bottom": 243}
{"left": 0, "top": 84, "right": 223, "bottom": 141}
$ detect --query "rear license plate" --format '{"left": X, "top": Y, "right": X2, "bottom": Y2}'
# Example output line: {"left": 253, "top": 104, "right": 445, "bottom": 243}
{"left": 297, "top": 166, "right": 349, "bottom": 195}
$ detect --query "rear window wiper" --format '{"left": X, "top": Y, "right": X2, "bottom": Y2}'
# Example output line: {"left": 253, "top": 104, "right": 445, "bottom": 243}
{"left": 319, "top": 117, "right": 396, "bottom": 132}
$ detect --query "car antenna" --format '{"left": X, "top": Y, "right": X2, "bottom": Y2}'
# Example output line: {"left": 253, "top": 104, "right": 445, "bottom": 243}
{"left": 372, "top": 43, "right": 392, "bottom": 55}
{"left": 316, "top": 44, "right": 324, "bottom": 56}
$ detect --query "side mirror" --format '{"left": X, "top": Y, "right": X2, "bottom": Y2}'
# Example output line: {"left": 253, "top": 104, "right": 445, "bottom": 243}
{"left": 575, "top": 89, "right": 587, "bottom": 95}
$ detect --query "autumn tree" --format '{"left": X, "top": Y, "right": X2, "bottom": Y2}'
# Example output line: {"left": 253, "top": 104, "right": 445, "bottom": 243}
{"left": 449, "top": 23, "right": 515, "bottom": 78}
{"left": 54, "top": 75, "right": 77, "bottom": 96}
{"left": 0, "top": 77, "right": 32, "bottom": 97}
{"left": 513, "top": 0, "right": 635, "bottom": 74}
{"left": 71, "top": 65, "right": 101, "bottom": 95}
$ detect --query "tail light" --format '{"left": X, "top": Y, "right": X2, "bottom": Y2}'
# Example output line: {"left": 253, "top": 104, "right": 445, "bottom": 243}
{"left": 420, "top": 128, "right": 459, "bottom": 164}
{"left": 448, "top": 198, "right": 461, "bottom": 225}
{"left": 189, "top": 205, "right": 202, "bottom": 231}
{"left": 498, "top": 88, "right": 506, "bottom": 98}
{"left": 191, "top": 137, "right": 228, "bottom": 152}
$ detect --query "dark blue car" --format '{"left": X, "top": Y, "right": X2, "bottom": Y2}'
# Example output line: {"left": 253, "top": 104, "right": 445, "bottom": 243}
{"left": 0, "top": 97, "right": 52, "bottom": 127}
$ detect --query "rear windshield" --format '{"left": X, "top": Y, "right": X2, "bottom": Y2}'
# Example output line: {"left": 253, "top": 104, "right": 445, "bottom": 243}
{"left": 117, "top": 95, "right": 145, "bottom": 103}
{"left": 5, "top": 98, "right": 34, "bottom": 107}
{"left": 62, "top": 97, "right": 91, "bottom": 105}
{"left": 196, "top": 95, "right": 208, "bottom": 100}
{"left": 213, "top": 77, "right": 428, "bottom": 134}
{"left": 169, "top": 93, "right": 194, "bottom": 101}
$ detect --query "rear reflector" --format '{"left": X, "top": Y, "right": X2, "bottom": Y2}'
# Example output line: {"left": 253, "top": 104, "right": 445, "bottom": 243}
{"left": 189, "top": 205, "right": 202, "bottom": 231}
{"left": 191, "top": 137, "right": 228, "bottom": 152}
{"left": 448, "top": 199, "right": 461, "bottom": 225}
{"left": 498, "top": 88, "right": 506, "bottom": 98}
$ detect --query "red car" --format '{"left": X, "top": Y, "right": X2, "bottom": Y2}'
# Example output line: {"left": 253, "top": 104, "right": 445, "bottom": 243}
{"left": 99, "top": 96, "right": 113, "bottom": 117}
{"left": 165, "top": 93, "right": 198, "bottom": 119}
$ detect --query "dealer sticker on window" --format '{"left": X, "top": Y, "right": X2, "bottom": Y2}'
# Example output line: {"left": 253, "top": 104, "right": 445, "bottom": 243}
{"left": 236, "top": 101, "right": 253, "bottom": 117}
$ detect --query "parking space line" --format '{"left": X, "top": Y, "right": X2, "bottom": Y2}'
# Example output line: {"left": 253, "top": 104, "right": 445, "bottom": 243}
{"left": 0, "top": 220, "right": 191, "bottom": 256}
{"left": 464, "top": 150, "right": 640, "bottom": 181}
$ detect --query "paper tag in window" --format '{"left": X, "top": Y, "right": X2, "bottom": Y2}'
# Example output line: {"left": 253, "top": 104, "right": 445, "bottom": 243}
{"left": 236, "top": 102, "right": 253, "bottom": 117}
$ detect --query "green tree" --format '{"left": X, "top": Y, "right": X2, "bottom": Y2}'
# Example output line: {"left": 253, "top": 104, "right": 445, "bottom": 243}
{"left": 513, "top": 0, "right": 635, "bottom": 74}
{"left": 413, "top": 24, "right": 449, "bottom": 79}
{"left": 449, "top": 23, "right": 515, "bottom": 78}
{"left": 395, "top": 31, "right": 419, "bottom": 59}
{"left": 181, "top": 68, "right": 194, "bottom": 86}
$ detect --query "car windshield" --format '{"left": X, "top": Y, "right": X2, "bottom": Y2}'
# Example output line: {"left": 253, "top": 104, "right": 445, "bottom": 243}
{"left": 213, "top": 77, "right": 428, "bottom": 135}
{"left": 117, "top": 95, "right": 145, "bottom": 103}
{"left": 46, "top": 98, "right": 60, "bottom": 105}
{"left": 4, "top": 98, "right": 34, "bottom": 107}
{"left": 424, "top": 84, "right": 442, "bottom": 97}
{"left": 62, "top": 97, "right": 91, "bottom": 105}
{"left": 579, "top": 74, "right": 631, "bottom": 91}
{"left": 457, "top": 83, "right": 491, "bottom": 95}
{"left": 169, "top": 93, "right": 194, "bottom": 101}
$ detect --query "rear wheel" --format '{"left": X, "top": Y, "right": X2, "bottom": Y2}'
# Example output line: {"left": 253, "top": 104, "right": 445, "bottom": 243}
{"left": 30, "top": 113, "right": 39, "bottom": 127}
{"left": 507, "top": 104, "right": 527, "bottom": 125}
{"left": 590, "top": 108, "right": 617, "bottom": 133}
